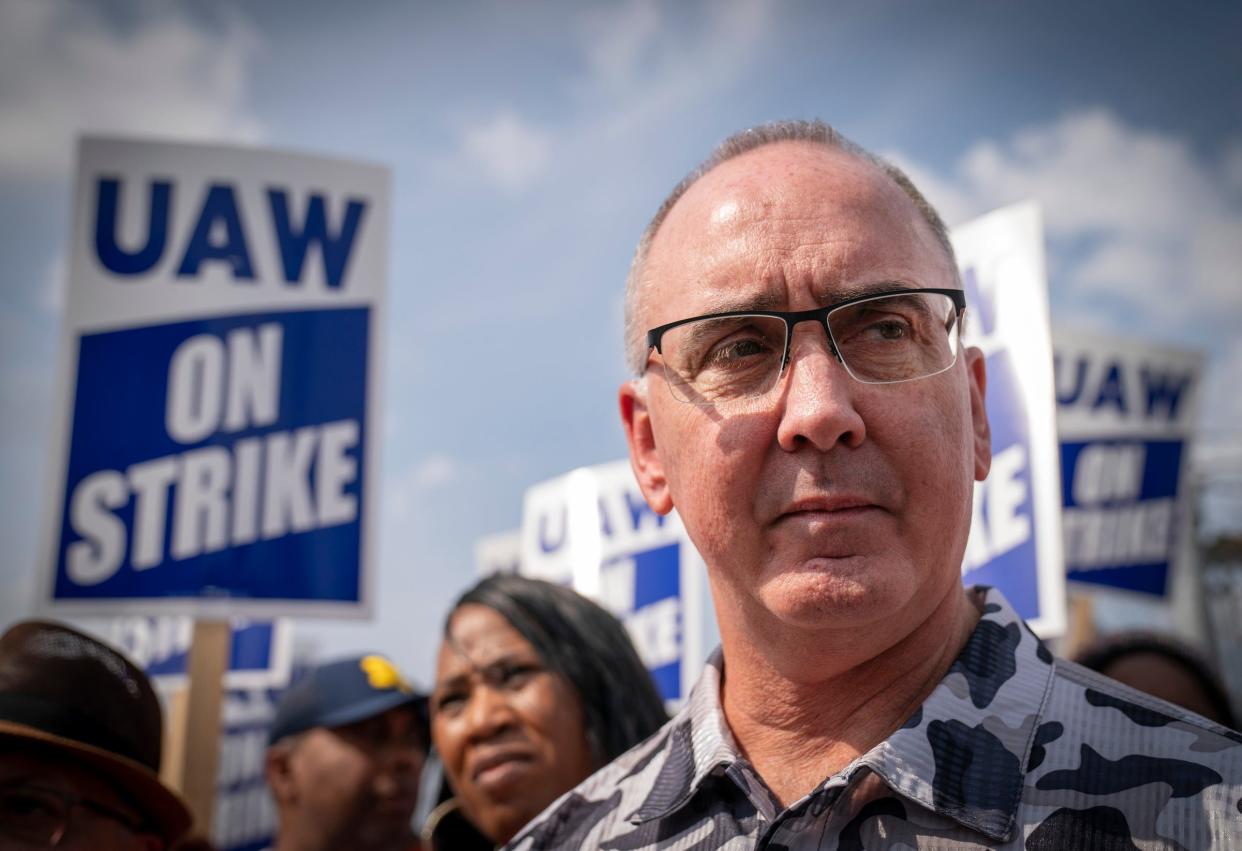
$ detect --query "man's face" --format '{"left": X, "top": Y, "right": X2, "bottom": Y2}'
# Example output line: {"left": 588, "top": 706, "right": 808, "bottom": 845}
{"left": 0, "top": 749, "right": 161, "bottom": 851}
{"left": 266, "top": 706, "right": 424, "bottom": 849}
{"left": 622, "top": 142, "right": 990, "bottom": 638}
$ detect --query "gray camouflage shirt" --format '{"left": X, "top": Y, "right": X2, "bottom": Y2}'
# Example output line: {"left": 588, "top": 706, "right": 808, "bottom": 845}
{"left": 505, "top": 587, "right": 1242, "bottom": 850}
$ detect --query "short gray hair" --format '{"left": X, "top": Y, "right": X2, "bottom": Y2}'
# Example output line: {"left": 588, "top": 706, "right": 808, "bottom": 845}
{"left": 623, "top": 120, "right": 959, "bottom": 375}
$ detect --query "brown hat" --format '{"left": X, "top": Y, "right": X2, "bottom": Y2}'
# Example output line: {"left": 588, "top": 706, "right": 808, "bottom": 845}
{"left": 0, "top": 619, "right": 193, "bottom": 844}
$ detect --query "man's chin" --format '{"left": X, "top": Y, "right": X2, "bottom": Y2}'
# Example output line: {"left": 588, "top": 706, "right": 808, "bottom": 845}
{"left": 352, "top": 809, "right": 417, "bottom": 846}
{"left": 757, "top": 560, "right": 907, "bottom": 628}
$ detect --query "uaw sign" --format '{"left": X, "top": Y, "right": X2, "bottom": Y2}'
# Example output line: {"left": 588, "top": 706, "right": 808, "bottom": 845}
{"left": 518, "top": 461, "right": 716, "bottom": 707}
{"left": 43, "top": 138, "right": 389, "bottom": 616}
{"left": 1054, "top": 333, "right": 1202, "bottom": 596}
{"left": 99, "top": 616, "right": 291, "bottom": 690}
{"left": 212, "top": 687, "right": 283, "bottom": 851}
{"left": 952, "top": 203, "right": 1066, "bottom": 636}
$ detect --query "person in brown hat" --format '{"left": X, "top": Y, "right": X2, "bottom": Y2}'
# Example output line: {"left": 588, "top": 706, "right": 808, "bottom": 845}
{"left": 0, "top": 619, "right": 193, "bottom": 850}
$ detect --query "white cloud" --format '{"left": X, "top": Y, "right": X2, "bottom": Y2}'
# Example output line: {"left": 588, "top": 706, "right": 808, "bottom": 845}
{"left": 460, "top": 111, "right": 553, "bottom": 191}
{"left": 0, "top": 0, "right": 264, "bottom": 179}
{"left": 40, "top": 254, "right": 65, "bottom": 314}
{"left": 1196, "top": 337, "right": 1242, "bottom": 537}
{"left": 1224, "top": 143, "right": 1242, "bottom": 194}
{"left": 578, "top": 0, "right": 662, "bottom": 95}
{"left": 896, "top": 110, "right": 1242, "bottom": 532}
{"left": 413, "top": 453, "right": 460, "bottom": 489}
{"left": 1198, "top": 337, "right": 1242, "bottom": 462}
{"left": 454, "top": 0, "right": 775, "bottom": 193}
{"left": 573, "top": 0, "right": 775, "bottom": 140}
{"left": 383, "top": 453, "right": 462, "bottom": 525}
{"left": 895, "top": 110, "right": 1242, "bottom": 333}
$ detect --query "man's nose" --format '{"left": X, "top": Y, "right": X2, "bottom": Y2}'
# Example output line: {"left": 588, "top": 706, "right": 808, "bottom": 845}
{"left": 373, "top": 742, "right": 423, "bottom": 794}
{"left": 774, "top": 324, "right": 867, "bottom": 452}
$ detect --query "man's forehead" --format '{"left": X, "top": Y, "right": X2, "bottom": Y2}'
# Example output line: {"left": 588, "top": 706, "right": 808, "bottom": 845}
{"left": 332, "top": 703, "right": 418, "bottom": 733}
{"left": 641, "top": 141, "right": 944, "bottom": 315}
{"left": 665, "top": 142, "right": 892, "bottom": 236}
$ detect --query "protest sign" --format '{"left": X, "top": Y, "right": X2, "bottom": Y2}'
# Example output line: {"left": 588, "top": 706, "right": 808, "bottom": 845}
{"left": 953, "top": 202, "right": 1067, "bottom": 636}
{"left": 101, "top": 616, "right": 291, "bottom": 690}
{"left": 44, "top": 138, "right": 389, "bottom": 616}
{"left": 1054, "top": 333, "right": 1202, "bottom": 596}
{"left": 518, "top": 461, "right": 715, "bottom": 706}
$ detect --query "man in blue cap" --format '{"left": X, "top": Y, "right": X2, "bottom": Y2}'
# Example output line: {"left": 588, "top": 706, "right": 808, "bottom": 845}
{"left": 265, "top": 654, "right": 427, "bottom": 851}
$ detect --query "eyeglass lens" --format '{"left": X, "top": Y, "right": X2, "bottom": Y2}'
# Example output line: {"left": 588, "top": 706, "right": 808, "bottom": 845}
{"left": 658, "top": 291, "right": 960, "bottom": 405}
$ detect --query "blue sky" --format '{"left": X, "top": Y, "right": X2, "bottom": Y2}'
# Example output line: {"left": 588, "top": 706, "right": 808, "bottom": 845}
{"left": 2, "top": 0, "right": 1240, "bottom": 683}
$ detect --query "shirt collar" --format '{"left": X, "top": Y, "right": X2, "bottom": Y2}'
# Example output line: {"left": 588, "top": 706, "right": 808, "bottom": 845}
{"left": 628, "top": 649, "right": 738, "bottom": 823}
{"left": 629, "top": 587, "right": 1056, "bottom": 841}
{"left": 863, "top": 587, "right": 1056, "bottom": 841}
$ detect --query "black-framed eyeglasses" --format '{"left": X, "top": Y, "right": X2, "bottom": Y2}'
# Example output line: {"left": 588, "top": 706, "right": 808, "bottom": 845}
{"left": 0, "top": 782, "right": 146, "bottom": 847}
{"left": 645, "top": 287, "right": 966, "bottom": 407}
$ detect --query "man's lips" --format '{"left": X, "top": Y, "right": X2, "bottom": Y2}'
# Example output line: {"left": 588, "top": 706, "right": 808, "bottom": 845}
{"left": 371, "top": 791, "right": 419, "bottom": 817}
{"left": 773, "top": 495, "right": 882, "bottom": 524}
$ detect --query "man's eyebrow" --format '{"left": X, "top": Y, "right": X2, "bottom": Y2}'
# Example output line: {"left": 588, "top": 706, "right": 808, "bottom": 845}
{"left": 813, "top": 280, "right": 931, "bottom": 306}
{"left": 688, "top": 280, "right": 932, "bottom": 316}
{"left": 691, "top": 289, "right": 785, "bottom": 314}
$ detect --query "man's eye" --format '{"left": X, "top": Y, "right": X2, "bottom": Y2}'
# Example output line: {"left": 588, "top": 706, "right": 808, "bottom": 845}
{"left": 869, "top": 320, "right": 909, "bottom": 340}
{"left": 0, "top": 789, "right": 67, "bottom": 838}
{"left": 707, "top": 338, "right": 770, "bottom": 363}
{"left": 1, "top": 791, "right": 60, "bottom": 818}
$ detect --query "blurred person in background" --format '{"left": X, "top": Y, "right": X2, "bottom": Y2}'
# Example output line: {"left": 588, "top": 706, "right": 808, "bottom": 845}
{"left": 426, "top": 574, "right": 667, "bottom": 848}
{"left": 0, "top": 619, "right": 192, "bottom": 851}
{"left": 264, "top": 655, "right": 426, "bottom": 851}
{"left": 1074, "top": 630, "right": 1238, "bottom": 728}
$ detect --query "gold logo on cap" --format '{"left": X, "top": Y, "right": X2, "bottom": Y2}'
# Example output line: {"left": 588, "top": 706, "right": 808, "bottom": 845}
{"left": 360, "top": 655, "right": 412, "bottom": 693}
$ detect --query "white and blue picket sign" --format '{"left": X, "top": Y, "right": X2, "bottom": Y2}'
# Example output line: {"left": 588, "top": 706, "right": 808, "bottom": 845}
{"left": 1054, "top": 334, "right": 1202, "bottom": 597}
{"left": 518, "top": 460, "right": 714, "bottom": 709}
{"left": 952, "top": 204, "right": 1067, "bottom": 637}
{"left": 44, "top": 138, "right": 389, "bottom": 617}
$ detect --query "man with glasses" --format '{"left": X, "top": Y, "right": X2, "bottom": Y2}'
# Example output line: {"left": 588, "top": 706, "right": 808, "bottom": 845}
{"left": 505, "top": 121, "right": 1241, "bottom": 849}
{"left": 264, "top": 655, "right": 427, "bottom": 851}
{"left": 0, "top": 620, "right": 192, "bottom": 850}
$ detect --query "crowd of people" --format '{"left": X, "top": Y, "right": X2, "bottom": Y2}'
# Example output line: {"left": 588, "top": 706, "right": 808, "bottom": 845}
{"left": 0, "top": 573, "right": 661, "bottom": 851}
{"left": 4, "top": 121, "right": 1241, "bottom": 849}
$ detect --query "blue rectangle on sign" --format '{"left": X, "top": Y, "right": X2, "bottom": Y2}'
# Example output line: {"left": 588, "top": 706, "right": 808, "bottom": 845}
{"left": 632, "top": 543, "right": 679, "bottom": 609}
{"left": 628, "top": 543, "right": 681, "bottom": 702}
{"left": 1061, "top": 438, "right": 1183, "bottom": 596}
{"left": 962, "top": 349, "right": 1041, "bottom": 622}
{"left": 142, "top": 622, "right": 275, "bottom": 679}
{"left": 54, "top": 308, "right": 369, "bottom": 603}
{"left": 1061, "top": 439, "right": 1183, "bottom": 507}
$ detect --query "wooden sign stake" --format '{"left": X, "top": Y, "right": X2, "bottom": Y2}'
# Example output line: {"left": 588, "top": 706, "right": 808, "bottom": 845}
{"left": 178, "top": 619, "right": 230, "bottom": 833}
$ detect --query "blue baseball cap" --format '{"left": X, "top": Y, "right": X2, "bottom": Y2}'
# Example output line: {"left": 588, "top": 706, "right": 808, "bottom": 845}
{"left": 269, "top": 654, "right": 426, "bottom": 745}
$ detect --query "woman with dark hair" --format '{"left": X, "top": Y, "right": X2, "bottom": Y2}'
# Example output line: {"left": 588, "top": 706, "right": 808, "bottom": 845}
{"left": 424, "top": 574, "right": 668, "bottom": 848}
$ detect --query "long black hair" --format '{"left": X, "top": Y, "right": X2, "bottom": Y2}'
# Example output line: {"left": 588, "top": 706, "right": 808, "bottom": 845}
{"left": 446, "top": 573, "right": 668, "bottom": 766}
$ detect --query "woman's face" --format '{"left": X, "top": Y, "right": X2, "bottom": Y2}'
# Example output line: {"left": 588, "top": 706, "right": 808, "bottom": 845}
{"left": 431, "top": 604, "right": 596, "bottom": 845}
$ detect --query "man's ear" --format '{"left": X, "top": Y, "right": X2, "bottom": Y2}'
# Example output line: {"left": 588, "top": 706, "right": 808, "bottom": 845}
{"left": 264, "top": 744, "right": 297, "bottom": 806}
{"left": 965, "top": 346, "right": 991, "bottom": 481}
{"left": 619, "top": 380, "right": 673, "bottom": 515}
